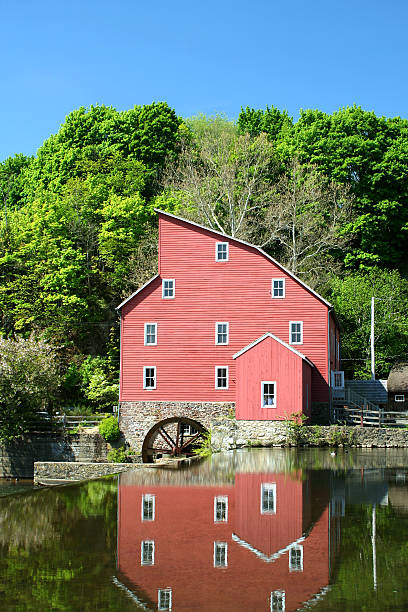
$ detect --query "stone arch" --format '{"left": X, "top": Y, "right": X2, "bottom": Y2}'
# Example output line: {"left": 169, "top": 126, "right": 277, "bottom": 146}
{"left": 141, "top": 416, "right": 208, "bottom": 463}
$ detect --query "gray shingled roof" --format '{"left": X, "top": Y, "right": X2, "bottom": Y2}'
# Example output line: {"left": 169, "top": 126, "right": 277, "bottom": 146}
{"left": 387, "top": 363, "right": 408, "bottom": 393}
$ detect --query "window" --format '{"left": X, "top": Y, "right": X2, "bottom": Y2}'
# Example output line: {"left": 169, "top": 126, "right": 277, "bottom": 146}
{"left": 143, "top": 367, "right": 156, "bottom": 390}
{"left": 270, "top": 591, "right": 285, "bottom": 612}
{"left": 395, "top": 395, "right": 405, "bottom": 402}
{"left": 162, "top": 279, "right": 175, "bottom": 299}
{"left": 216, "top": 242, "right": 228, "bottom": 261}
{"left": 141, "top": 540, "right": 155, "bottom": 566}
{"left": 289, "top": 321, "right": 303, "bottom": 344}
{"left": 214, "top": 542, "right": 228, "bottom": 567}
{"left": 261, "top": 483, "right": 276, "bottom": 514}
{"left": 180, "top": 423, "right": 197, "bottom": 436}
{"left": 158, "top": 589, "right": 172, "bottom": 611}
{"left": 141, "top": 494, "right": 155, "bottom": 521}
{"left": 215, "top": 366, "right": 228, "bottom": 389}
{"left": 272, "top": 278, "right": 285, "bottom": 298}
{"left": 215, "top": 322, "right": 229, "bottom": 345}
{"left": 289, "top": 545, "right": 303, "bottom": 571}
{"left": 214, "top": 496, "right": 228, "bottom": 522}
{"left": 262, "top": 381, "right": 276, "bottom": 408}
{"left": 144, "top": 323, "right": 157, "bottom": 346}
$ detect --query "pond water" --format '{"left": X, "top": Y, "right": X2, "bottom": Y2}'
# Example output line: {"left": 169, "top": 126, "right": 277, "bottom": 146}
{"left": 1, "top": 449, "right": 408, "bottom": 611}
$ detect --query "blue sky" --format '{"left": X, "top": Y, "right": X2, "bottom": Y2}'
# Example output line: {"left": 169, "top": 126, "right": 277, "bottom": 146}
{"left": 1, "top": 0, "right": 408, "bottom": 161}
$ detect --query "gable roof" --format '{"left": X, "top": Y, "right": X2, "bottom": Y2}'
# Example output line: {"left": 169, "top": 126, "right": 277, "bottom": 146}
{"left": 155, "top": 209, "right": 333, "bottom": 309}
{"left": 232, "top": 332, "right": 315, "bottom": 368}
{"left": 116, "top": 274, "right": 159, "bottom": 311}
{"left": 116, "top": 209, "right": 334, "bottom": 311}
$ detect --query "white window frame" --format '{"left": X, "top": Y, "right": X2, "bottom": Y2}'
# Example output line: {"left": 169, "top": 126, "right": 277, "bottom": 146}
{"left": 395, "top": 395, "right": 405, "bottom": 402}
{"left": 162, "top": 278, "right": 175, "bottom": 299}
{"left": 213, "top": 541, "right": 228, "bottom": 567}
{"left": 261, "top": 381, "right": 276, "bottom": 408}
{"left": 215, "top": 322, "right": 229, "bottom": 345}
{"left": 289, "top": 545, "right": 303, "bottom": 572}
{"left": 144, "top": 322, "right": 157, "bottom": 346}
{"left": 141, "top": 540, "right": 155, "bottom": 566}
{"left": 143, "top": 366, "right": 156, "bottom": 390}
{"left": 215, "top": 366, "right": 229, "bottom": 390}
{"left": 261, "top": 483, "right": 276, "bottom": 515}
{"left": 158, "top": 589, "right": 172, "bottom": 611}
{"left": 215, "top": 242, "right": 229, "bottom": 262}
{"left": 289, "top": 320, "right": 303, "bottom": 345}
{"left": 332, "top": 371, "right": 344, "bottom": 389}
{"left": 214, "top": 495, "right": 228, "bottom": 522}
{"left": 141, "top": 494, "right": 155, "bottom": 521}
{"left": 271, "top": 278, "right": 285, "bottom": 299}
{"left": 270, "top": 590, "right": 285, "bottom": 612}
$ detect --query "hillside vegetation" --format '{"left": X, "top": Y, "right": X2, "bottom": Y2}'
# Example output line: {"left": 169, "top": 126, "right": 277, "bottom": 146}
{"left": 0, "top": 102, "right": 407, "bottom": 417}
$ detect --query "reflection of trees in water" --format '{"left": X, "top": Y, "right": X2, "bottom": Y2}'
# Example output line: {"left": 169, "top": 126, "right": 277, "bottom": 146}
{"left": 0, "top": 478, "right": 138, "bottom": 612}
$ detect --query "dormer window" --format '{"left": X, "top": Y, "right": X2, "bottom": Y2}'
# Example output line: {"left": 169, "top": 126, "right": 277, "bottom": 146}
{"left": 216, "top": 242, "right": 228, "bottom": 262}
{"left": 162, "top": 279, "right": 175, "bottom": 299}
{"left": 272, "top": 278, "right": 285, "bottom": 298}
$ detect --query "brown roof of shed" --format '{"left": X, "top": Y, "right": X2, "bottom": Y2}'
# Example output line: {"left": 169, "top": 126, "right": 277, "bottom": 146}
{"left": 387, "top": 363, "right": 408, "bottom": 392}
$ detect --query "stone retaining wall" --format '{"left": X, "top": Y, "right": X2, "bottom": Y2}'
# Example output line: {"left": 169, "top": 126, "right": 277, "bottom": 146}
{"left": 34, "top": 461, "right": 137, "bottom": 483}
{"left": 0, "top": 434, "right": 110, "bottom": 478}
{"left": 119, "top": 400, "right": 234, "bottom": 450}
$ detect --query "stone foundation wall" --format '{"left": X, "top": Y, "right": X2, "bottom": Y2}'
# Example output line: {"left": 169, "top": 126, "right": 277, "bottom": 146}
{"left": 119, "top": 400, "right": 234, "bottom": 450}
{"left": 210, "top": 417, "right": 408, "bottom": 451}
{"left": 0, "top": 434, "right": 110, "bottom": 478}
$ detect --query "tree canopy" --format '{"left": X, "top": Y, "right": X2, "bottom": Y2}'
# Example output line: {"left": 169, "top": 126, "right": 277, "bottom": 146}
{"left": 0, "top": 102, "right": 407, "bottom": 425}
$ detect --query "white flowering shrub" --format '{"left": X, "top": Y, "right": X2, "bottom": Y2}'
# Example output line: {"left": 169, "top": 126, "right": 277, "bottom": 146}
{"left": 0, "top": 335, "right": 61, "bottom": 441}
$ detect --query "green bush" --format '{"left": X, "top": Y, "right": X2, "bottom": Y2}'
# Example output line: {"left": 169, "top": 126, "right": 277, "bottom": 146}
{"left": 98, "top": 416, "right": 120, "bottom": 442}
{"left": 107, "top": 448, "right": 127, "bottom": 463}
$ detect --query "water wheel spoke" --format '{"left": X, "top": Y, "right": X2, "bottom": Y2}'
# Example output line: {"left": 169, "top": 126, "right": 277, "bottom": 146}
{"left": 180, "top": 431, "right": 203, "bottom": 451}
{"left": 158, "top": 426, "right": 177, "bottom": 451}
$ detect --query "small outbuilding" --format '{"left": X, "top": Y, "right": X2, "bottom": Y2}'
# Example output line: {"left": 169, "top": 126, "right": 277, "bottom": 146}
{"left": 233, "top": 332, "right": 314, "bottom": 421}
{"left": 387, "top": 363, "right": 408, "bottom": 410}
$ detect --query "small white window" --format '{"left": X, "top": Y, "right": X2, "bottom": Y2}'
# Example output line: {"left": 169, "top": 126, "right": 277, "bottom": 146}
{"left": 270, "top": 590, "right": 285, "bottom": 612}
{"left": 141, "top": 494, "right": 155, "bottom": 521}
{"left": 262, "top": 381, "right": 276, "bottom": 408}
{"left": 216, "top": 242, "right": 229, "bottom": 261}
{"left": 215, "top": 322, "right": 229, "bottom": 345}
{"left": 162, "top": 279, "right": 175, "bottom": 298}
{"left": 261, "top": 483, "right": 276, "bottom": 514}
{"left": 215, "top": 366, "right": 228, "bottom": 389}
{"left": 289, "top": 545, "right": 303, "bottom": 571}
{"left": 395, "top": 395, "right": 405, "bottom": 402}
{"left": 141, "top": 540, "right": 155, "bottom": 566}
{"left": 143, "top": 366, "right": 156, "bottom": 390}
{"left": 158, "top": 589, "right": 172, "bottom": 611}
{"left": 214, "top": 496, "right": 228, "bottom": 522}
{"left": 144, "top": 323, "right": 157, "bottom": 345}
{"left": 272, "top": 278, "right": 285, "bottom": 298}
{"left": 289, "top": 321, "right": 303, "bottom": 344}
{"left": 214, "top": 542, "right": 228, "bottom": 567}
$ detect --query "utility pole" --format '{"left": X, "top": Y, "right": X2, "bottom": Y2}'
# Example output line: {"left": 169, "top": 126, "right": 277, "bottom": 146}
{"left": 371, "top": 296, "right": 375, "bottom": 380}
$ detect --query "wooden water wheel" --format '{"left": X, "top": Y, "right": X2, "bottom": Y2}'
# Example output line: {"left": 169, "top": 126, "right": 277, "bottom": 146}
{"left": 142, "top": 417, "right": 207, "bottom": 463}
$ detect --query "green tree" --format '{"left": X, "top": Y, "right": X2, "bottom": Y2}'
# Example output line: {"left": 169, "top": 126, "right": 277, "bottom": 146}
{"left": 330, "top": 268, "right": 408, "bottom": 378}
{"left": 239, "top": 104, "right": 408, "bottom": 271}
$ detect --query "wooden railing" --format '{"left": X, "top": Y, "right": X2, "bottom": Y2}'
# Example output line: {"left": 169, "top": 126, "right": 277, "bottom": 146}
{"left": 28, "top": 412, "right": 113, "bottom": 433}
{"left": 334, "top": 389, "right": 408, "bottom": 427}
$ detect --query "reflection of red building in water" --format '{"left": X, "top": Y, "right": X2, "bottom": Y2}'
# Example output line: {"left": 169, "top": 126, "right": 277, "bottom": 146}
{"left": 116, "top": 466, "right": 336, "bottom": 612}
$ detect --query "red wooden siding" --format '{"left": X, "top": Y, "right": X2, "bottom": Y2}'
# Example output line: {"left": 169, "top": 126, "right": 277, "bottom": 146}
{"left": 120, "top": 212, "right": 332, "bottom": 405}
{"left": 234, "top": 334, "right": 312, "bottom": 420}
{"left": 117, "top": 471, "right": 331, "bottom": 612}
{"left": 303, "top": 360, "right": 312, "bottom": 418}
